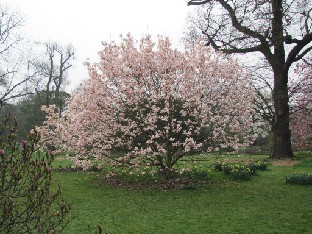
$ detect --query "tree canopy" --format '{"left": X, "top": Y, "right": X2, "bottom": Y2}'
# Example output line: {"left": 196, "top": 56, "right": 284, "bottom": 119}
{"left": 187, "top": 0, "right": 312, "bottom": 158}
{"left": 39, "top": 34, "right": 257, "bottom": 177}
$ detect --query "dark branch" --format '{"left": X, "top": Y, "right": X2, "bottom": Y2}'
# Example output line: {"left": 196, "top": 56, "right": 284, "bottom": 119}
{"left": 193, "top": 0, "right": 273, "bottom": 59}
{"left": 302, "top": 58, "right": 312, "bottom": 66}
{"left": 196, "top": 0, "right": 268, "bottom": 42}
{"left": 218, "top": 0, "right": 266, "bottom": 43}
{"left": 187, "top": 0, "right": 211, "bottom": 6}
{"left": 203, "top": 30, "right": 266, "bottom": 54}
{"left": 223, "top": 45, "right": 265, "bottom": 54}
{"left": 284, "top": 35, "right": 300, "bottom": 44}
{"left": 285, "top": 33, "right": 312, "bottom": 71}
{"left": 1, "top": 76, "right": 31, "bottom": 100}
{"left": 304, "top": 8, "right": 312, "bottom": 34}
{"left": 294, "top": 46, "right": 312, "bottom": 62}
{"left": 1, "top": 91, "right": 34, "bottom": 102}
{"left": 252, "top": 87, "right": 274, "bottom": 125}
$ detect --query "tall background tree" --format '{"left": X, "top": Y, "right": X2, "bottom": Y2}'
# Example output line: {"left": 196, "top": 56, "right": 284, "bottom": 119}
{"left": 187, "top": 0, "right": 312, "bottom": 159}
{"left": 32, "top": 42, "right": 74, "bottom": 110}
{"left": 0, "top": 4, "right": 74, "bottom": 139}
{"left": 16, "top": 42, "right": 74, "bottom": 139}
{"left": 0, "top": 5, "right": 37, "bottom": 102}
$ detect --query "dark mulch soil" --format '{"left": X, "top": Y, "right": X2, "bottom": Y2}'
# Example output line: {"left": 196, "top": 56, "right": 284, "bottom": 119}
{"left": 102, "top": 176, "right": 214, "bottom": 191}
{"left": 53, "top": 167, "right": 101, "bottom": 172}
{"left": 53, "top": 167, "right": 83, "bottom": 172}
{"left": 53, "top": 166, "right": 214, "bottom": 190}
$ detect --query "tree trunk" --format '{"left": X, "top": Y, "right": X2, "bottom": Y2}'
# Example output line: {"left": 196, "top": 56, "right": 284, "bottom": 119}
{"left": 55, "top": 54, "right": 63, "bottom": 117}
{"left": 271, "top": 71, "right": 294, "bottom": 159}
{"left": 46, "top": 53, "right": 54, "bottom": 107}
{"left": 270, "top": 0, "right": 294, "bottom": 159}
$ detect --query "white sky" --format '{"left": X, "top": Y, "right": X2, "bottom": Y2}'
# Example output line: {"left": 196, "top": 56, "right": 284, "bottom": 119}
{"left": 2, "top": 0, "right": 189, "bottom": 92}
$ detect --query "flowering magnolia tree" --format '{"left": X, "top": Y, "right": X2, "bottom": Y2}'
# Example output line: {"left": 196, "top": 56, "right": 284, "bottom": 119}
{"left": 0, "top": 103, "right": 71, "bottom": 233}
{"left": 39, "top": 34, "right": 257, "bottom": 177}
{"left": 291, "top": 59, "right": 312, "bottom": 151}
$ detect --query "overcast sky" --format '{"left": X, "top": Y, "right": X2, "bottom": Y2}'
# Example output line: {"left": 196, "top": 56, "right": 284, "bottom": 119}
{"left": 2, "top": 0, "right": 190, "bottom": 91}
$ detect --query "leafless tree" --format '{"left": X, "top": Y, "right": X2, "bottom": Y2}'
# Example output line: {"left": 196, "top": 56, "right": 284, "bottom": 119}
{"left": 0, "top": 5, "right": 36, "bottom": 102}
{"left": 32, "top": 42, "right": 75, "bottom": 113}
{"left": 187, "top": 0, "right": 312, "bottom": 158}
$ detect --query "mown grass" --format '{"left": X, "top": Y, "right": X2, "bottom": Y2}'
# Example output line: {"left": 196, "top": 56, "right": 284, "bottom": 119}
{"left": 52, "top": 153, "right": 312, "bottom": 233}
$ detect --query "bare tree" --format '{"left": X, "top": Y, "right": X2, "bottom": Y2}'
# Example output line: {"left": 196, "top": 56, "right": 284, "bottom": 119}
{"left": 187, "top": 0, "right": 312, "bottom": 159}
{"left": 32, "top": 42, "right": 75, "bottom": 113}
{"left": 0, "top": 5, "right": 36, "bottom": 102}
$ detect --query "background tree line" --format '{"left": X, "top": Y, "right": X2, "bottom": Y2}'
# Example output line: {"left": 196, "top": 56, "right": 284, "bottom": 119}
{"left": 0, "top": 5, "right": 75, "bottom": 139}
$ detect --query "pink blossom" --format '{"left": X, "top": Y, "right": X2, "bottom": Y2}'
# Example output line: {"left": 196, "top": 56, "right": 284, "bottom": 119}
{"left": 22, "top": 140, "right": 27, "bottom": 148}
{"left": 13, "top": 116, "right": 17, "bottom": 126}
{"left": 291, "top": 58, "right": 312, "bottom": 151}
{"left": 38, "top": 34, "right": 256, "bottom": 173}
{"left": 8, "top": 196, "right": 13, "bottom": 205}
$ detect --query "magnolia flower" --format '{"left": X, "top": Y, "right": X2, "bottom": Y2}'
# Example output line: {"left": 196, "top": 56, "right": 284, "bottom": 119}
{"left": 22, "top": 140, "right": 27, "bottom": 148}
{"left": 8, "top": 196, "right": 13, "bottom": 205}
{"left": 38, "top": 34, "right": 256, "bottom": 173}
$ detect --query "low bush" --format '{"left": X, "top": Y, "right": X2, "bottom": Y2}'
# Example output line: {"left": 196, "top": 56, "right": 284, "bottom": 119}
{"left": 213, "top": 161, "right": 269, "bottom": 180}
{"left": 247, "top": 161, "right": 269, "bottom": 171}
{"left": 286, "top": 172, "right": 312, "bottom": 185}
{"left": 226, "top": 164, "right": 253, "bottom": 180}
{"left": 212, "top": 161, "right": 224, "bottom": 171}
{"left": 222, "top": 163, "right": 234, "bottom": 175}
{"left": 179, "top": 168, "right": 209, "bottom": 180}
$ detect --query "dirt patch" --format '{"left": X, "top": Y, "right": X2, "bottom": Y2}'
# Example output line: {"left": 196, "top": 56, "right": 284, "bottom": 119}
{"left": 102, "top": 177, "right": 214, "bottom": 191}
{"left": 53, "top": 167, "right": 83, "bottom": 172}
{"left": 270, "top": 159, "right": 300, "bottom": 166}
{"left": 222, "top": 158, "right": 256, "bottom": 163}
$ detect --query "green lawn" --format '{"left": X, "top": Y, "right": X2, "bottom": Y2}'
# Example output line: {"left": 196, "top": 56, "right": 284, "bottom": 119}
{"left": 52, "top": 154, "right": 312, "bottom": 233}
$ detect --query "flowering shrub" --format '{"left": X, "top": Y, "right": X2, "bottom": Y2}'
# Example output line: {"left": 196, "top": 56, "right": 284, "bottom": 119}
{"left": 0, "top": 104, "right": 71, "bottom": 233}
{"left": 212, "top": 161, "right": 224, "bottom": 171}
{"left": 179, "top": 168, "right": 209, "bottom": 180}
{"left": 246, "top": 161, "right": 268, "bottom": 172}
{"left": 228, "top": 164, "right": 253, "bottom": 180}
{"left": 286, "top": 172, "right": 312, "bottom": 185}
{"left": 213, "top": 161, "right": 269, "bottom": 180}
{"left": 38, "top": 34, "right": 257, "bottom": 178}
{"left": 222, "top": 163, "right": 234, "bottom": 175}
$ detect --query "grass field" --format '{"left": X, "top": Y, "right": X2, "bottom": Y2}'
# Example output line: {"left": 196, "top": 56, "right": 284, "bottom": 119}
{"left": 52, "top": 153, "right": 312, "bottom": 233}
